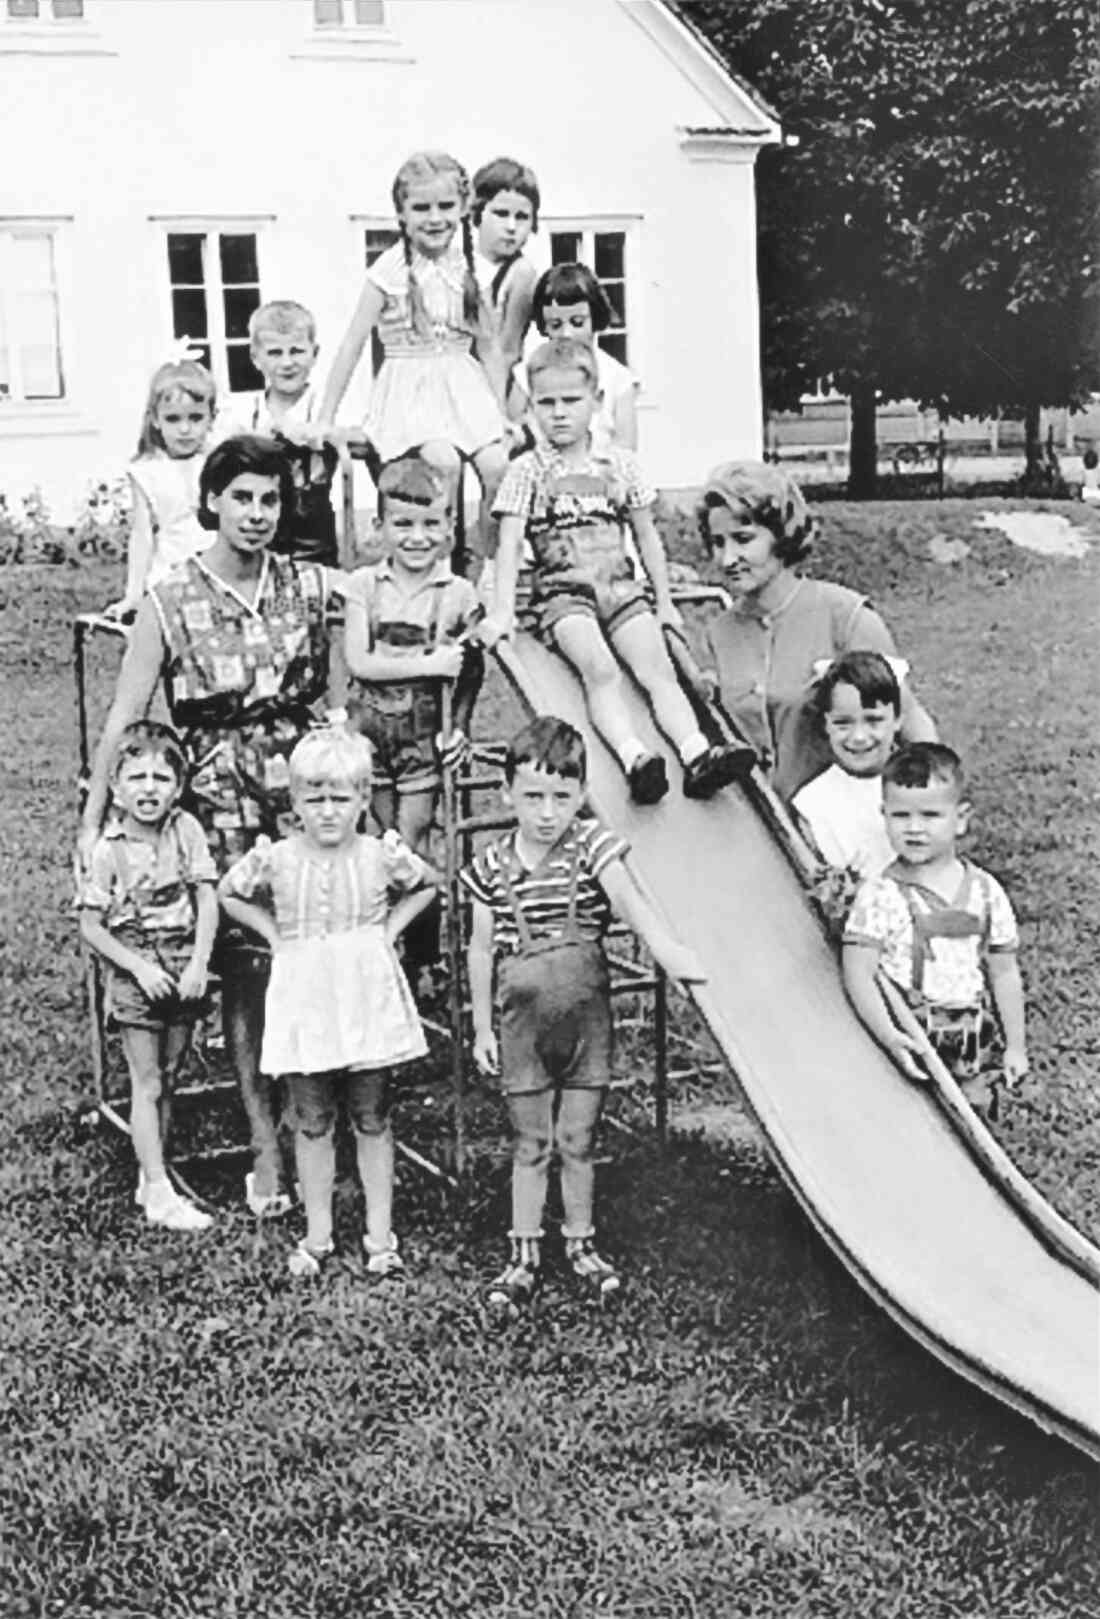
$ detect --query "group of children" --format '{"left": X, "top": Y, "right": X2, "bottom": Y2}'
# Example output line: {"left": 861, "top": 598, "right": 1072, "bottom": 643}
{"left": 77, "top": 144, "right": 1030, "bottom": 1301}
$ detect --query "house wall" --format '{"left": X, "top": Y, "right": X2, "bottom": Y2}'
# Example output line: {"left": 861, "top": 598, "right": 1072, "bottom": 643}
{"left": 0, "top": 0, "right": 770, "bottom": 515}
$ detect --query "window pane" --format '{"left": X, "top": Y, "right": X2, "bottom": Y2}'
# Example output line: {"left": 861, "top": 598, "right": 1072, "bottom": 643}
{"left": 313, "top": 0, "right": 343, "bottom": 24}
{"left": 52, "top": 0, "right": 84, "bottom": 16}
{"left": 7, "top": 1, "right": 40, "bottom": 18}
{"left": 167, "top": 233, "right": 204, "bottom": 286}
{"left": 598, "top": 332, "right": 627, "bottom": 366}
{"left": 227, "top": 342, "right": 264, "bottom": 393}
{"left": 364, "top": 228, "right": 399, "bottom": 266}
{"left": 219, "top": 233, "right": 258, "bottom": 286}
{"left": 188, "top": 342, "right": 212, "bottom": 373}
{"left": 594, "top": 233, "right": 625, "bottom": 281}
{"left": 172, "top": 287, "right": 208, "bottom": 340}
{"left": 602, "top": 281, "right": 626, "bottom": 327}
{"left": 550, "top": 232, "right": 581, "bottom": 265}
{"left": 353, "top": 0, "right": 384, "bottom": 21}
{"left": 16, "top": 292, "right": 62, "bottom": 397}
{"left": 9, "top": 232, "right": 54, "bottom": 289}
{"left": 224, "top": 284, "right": 260, "bottom": 341}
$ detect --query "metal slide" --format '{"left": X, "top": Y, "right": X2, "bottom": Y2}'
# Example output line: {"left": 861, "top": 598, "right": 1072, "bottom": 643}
{"left": 496, "top": 634, "right": 1100, "bottom": 1462}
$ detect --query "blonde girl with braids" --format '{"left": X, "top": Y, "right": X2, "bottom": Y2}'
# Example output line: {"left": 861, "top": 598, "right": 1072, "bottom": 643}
{"left": 319, "top": 150, "right": 510, "bottom": 571}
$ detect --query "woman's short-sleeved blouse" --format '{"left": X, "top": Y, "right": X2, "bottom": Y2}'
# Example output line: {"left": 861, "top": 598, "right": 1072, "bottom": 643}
{"left": 150, "top": 554, "right": 329, "bottom": 731}
{"left": 705, "top": 577, "right": 897, "bottom": 802}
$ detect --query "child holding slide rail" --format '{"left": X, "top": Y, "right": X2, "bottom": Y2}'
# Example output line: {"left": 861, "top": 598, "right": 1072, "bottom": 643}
{"left": 842, "top": 742, "right": 1030, "bottom": 1113}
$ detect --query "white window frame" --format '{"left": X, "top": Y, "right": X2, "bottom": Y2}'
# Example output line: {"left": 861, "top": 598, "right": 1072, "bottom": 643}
{"left": 153, "top": 218, "right": 272, "bottom": 399}
{"left": 294, "top": 0, "right": 410, "bottom": 61}
{"left": 538, "top": 217, "right": 642, "bottom": 376}
{"left": 0, "top": 0, "right": 114, "bottom": 56}
{"left": 0, "top": 218, "right": 70, "bottom": 410}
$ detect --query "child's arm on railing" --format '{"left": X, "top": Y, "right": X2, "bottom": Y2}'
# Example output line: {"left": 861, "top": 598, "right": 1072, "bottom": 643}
{"left": 841, "top": 942, "right": 925, "bottom": 1079}
{"left": 598, "top": 860, "right": 704, "bottom": 985}
{"left": 318, "top": 281, "right": 386, "bottom": 423}
{"left": 628, "top": 507, "right": 682, "bottom": 630}
{"left": 103, "top": 476, "right": 154, "bottom": 620}
{"left": 479, "top": 515, "right": 524, "bottom": 643}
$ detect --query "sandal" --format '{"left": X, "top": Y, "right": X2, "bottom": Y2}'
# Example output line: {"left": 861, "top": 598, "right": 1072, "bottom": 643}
{"left": 287, "top": 1238, "right": 333, "bottom": 1279}
{"left": 565, "top": 1236, "right": 621, "bottom": 1299}
{"left": 487, "top": 1236, "right": 541, "bottom": 1313}
{"left": 245, "top": 1171, "right": 293, "bottom": 1220}
{"left": 363, "top": 1232, "right": 405, "bottom": 1277}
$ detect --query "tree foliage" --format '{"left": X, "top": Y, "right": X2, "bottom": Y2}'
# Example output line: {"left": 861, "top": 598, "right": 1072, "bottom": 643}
{"left": 679, "top": 0, "right": 1100, "bottom": 491}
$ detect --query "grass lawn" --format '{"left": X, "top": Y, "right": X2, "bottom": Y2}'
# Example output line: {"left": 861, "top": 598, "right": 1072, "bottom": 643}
{"left": 2, "top": 499, "right": 1099, "bottom": 1618}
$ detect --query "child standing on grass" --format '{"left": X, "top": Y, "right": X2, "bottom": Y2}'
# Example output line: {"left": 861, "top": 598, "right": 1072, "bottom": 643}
{"left": 463, "top": 716, "right": 704, "bottom": 1311}
{"left": 793, "top": 651, "right": 907, "bottom": 883}
{"left": 345, "top": 454, "right": 484, "bottom": 988}
{"left": 319, "top": 150, "right": 510, "bottom": 570}
{"left": 104, "top": 360, "right": 216, "bottom": 620}
{"left": 218, "top": 726, "right": 437, "bottom": 1278}
{"left": 483, "top": 337, "right": 754, "bottom": 805}
{"left": 217, "top": 300, "right": 340, "bottom": 566}
{"left": 842, "top": 742, "right": 1030, "bottom": 1113}
{"left": 78, "top": 722, "right": 218, "bottom": 1231}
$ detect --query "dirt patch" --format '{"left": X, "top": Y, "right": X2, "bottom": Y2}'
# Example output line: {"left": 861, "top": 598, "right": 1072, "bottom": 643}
{"left": 972, "top": 510, "right": 1092, "bottom": 558}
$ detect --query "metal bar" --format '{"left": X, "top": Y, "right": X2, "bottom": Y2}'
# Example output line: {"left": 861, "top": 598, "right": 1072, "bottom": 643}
{"left": 440, "top": 682, "right": 467, "bottom": 1177}
{"left": 654, "top": 965, "right": 669, "bottom": 1144}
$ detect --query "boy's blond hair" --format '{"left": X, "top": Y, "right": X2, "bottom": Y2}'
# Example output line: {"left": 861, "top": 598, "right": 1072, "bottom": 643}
{"left": 526, "top": 337, "right": 599, "bottom": 391}
{"left": 249, "top": 300, "right": 317, "bottom": 346}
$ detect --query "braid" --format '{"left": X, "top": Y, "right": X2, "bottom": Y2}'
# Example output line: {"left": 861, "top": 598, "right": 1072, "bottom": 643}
{"left": 400, "top": 221, "right": 430, "bottom": 340}
{"left": 460, "top": 213, "right": 481, "bottom": 331}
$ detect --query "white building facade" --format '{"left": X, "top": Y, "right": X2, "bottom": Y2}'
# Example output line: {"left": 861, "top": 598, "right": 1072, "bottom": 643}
{"left": 0, "top": 0, "right": 779, "bottom": 514}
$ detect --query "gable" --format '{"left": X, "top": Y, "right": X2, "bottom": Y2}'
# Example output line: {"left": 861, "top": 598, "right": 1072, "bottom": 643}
{"left": 620, "top": 0, "right": 782, "bottom": 141}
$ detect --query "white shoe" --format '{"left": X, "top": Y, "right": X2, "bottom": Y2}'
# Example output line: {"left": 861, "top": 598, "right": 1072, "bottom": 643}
{"left": 145, "top": 1185, "right": 212, "bottom": 1232}
{"left": 363, "top": 1232, "right": 404, "bottom": 1277}
{"left": 134, "top": 1171, "right": 147, "bottom": 1207}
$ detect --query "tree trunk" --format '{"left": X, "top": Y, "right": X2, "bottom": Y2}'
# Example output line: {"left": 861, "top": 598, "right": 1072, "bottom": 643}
{"left": 1023, "top": 402, "right": 1042, "bottom": 479}
{"left": 847, "top": 380, "right": 878, "bottom": 498}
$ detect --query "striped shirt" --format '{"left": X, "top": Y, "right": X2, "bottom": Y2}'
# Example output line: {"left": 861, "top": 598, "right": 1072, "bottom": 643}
{"left": 461, "top": 818, "right": 627, "bottom": 956}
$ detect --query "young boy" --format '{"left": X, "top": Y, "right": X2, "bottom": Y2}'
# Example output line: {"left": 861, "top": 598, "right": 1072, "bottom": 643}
{"left": 463, "top": 715, "right": 704, "bottom": 1310}
{"left": 345, "top": 454, "right": 484, "bottom": 984}
{"left": 842, "top": 742, "right": 1030, "bottom": 1111}
{"left": 78, "top": 722, "right": 218, "bottom": 1231}
{"left": 483, "top": 337, "right": 754, "bottom": 805}
{"left": 219, "top": 299, "right": 340, "bottom": 564}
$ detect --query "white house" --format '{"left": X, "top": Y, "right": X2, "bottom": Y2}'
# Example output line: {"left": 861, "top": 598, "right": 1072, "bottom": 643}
{"left": 0, "top": 0, "right": 780, "bottom": 516}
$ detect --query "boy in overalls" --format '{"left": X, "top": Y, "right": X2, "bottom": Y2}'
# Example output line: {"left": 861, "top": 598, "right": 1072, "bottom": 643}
{"left": 463, "top": 716, "right": 704, "bottom": 1312}
{"left": 842, "top": 743, "right": 1030, "bottom": 1113}
{"left": 346, "top": 455, "right": 484, "bottom": 985}
{"left": 483, "top": 337, "right": 754, "bottom": 805}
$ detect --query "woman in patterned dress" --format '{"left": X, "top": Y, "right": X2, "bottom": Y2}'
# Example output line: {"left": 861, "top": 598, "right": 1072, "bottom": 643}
{"left": 80, "top": 435, "right": 341, "bottom": 1215}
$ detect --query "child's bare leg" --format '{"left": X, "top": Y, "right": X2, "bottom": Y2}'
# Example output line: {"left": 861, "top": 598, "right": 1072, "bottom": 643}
{"left": 552, "top": 615, "right": 650, "bottom": 768}
{"left": 396, "top": 788, "right": 435, "bottom": 856}
{"left": 610, "top": 613, "right": 708, "bottom": 762}
{"left": 157, "top": 1021, "right": 193, "bottom": 1158}
{"left": 555, "top": 1086, "right": 606, "bottom": 1240}
{"left": 370, "top": 784, "right": 397, "bottom": 834}
{"left": 353, "top": 1072, "right": 403, "bottom": 1271}
{"left": 507, "top": 1089, "right": 554, "bottom": 1237}
{"left": 397, "top": 788, "right": 441, "bottom": 975}
{"left": 472, "top": 441, "right": 508, "bottom": 573}
{"left": 120, "top": 1027, "right": 167, "bottom": 1186}
{"left": 223, "top": 959, "right": 284, "bottom": 1199}
{"left": 294, "top": 1126, "right": 337, "bottom": 1255}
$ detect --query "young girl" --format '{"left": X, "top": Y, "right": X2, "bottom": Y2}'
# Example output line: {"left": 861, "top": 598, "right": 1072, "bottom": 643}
{"left": 218, "top": 725, "right": 438, "bottom": 1278}
{"left": 319, "top": 150, "right": 510, "bottom": 569}
{"left": 471, "top": 156, "right": 540, "bottom": 412}
{"left": 793, "top": 651, "right": 908, "bottom": 880}
{"left": 509, "top": 263, "right": 641, "bottom": 454}
{"left": 105, "top": 360, "right": 217, "bottom": 620}
{"left": 78, "top": 721, "right": 218, "bottom": 1232}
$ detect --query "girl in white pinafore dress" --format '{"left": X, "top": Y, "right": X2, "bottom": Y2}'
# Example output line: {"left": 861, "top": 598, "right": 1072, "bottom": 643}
{"left": 105, "top": 359, "right": 216, "bottom": 621}
{"left": 219, "top": 725, "right": 436, "bottom": 1279}
{"left": 318, "top": 150, "right": 510, "bottom": 571}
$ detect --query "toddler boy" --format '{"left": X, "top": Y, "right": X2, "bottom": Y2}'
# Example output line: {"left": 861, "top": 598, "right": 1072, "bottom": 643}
{"left": 483, "top": 337, "right": 754, "bottom": 805}
{"left": 78, "top": 721, "right": 218, "bottom": 1230}
{"left": 842, "top": 742, "right": 1029, "bottom": 1111}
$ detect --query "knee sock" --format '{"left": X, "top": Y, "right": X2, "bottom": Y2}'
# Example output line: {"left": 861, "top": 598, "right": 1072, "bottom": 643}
{"left": 677, "top": 730, "right": 709, "bottom": 766}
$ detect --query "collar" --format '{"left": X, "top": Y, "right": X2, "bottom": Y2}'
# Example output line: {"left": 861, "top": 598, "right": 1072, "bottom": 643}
{"left": 374, "top": 557, "right": 455, "bottom": 590}
{"left": 532, "top": 437, "right": 612, "bottom": 473}
{"left": 885, "top": 859, "right": 974, "bottom": 906}
{"left": 735, "top": 573, "right": 804, "bottom": 625}
{"left": 104, "top": 807, "right": 181, "bottom": 841}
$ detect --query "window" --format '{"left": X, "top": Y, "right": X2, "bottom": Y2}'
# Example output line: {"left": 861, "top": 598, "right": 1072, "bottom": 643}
{"left": 548, "top": 228, "right": 630, "bottom": 365}
{"left": 0, "top": 227, "right": 64, "bottom": 403}
{"left": 363, "top": 225, "right": 399, "bottom": 376}
{"left": 6, "top": 1, "right": 84, "bottom": 17}
{"left": 165, "top": 231, "right": 263, "bottom": 394}
{"left": 313, "top": 0, "right": 384, "bottom": 26}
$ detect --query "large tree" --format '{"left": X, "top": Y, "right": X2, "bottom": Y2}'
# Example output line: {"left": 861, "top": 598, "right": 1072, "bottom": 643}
{"left": 680, "top": 0, "right": 1100, "bottom": 495}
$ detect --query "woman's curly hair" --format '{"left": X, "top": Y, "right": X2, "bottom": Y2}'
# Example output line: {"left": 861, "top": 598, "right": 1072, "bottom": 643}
{"left": 696, "top": 461, "right": 818, "bottom": 567}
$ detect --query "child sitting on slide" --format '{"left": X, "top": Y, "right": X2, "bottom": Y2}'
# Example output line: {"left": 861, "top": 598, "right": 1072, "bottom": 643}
{"left": 482, "top": 337, "right": 754, "bottom": 804}
{"left": 842, "top": 742, "right": 1030, "bottom": 1113}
